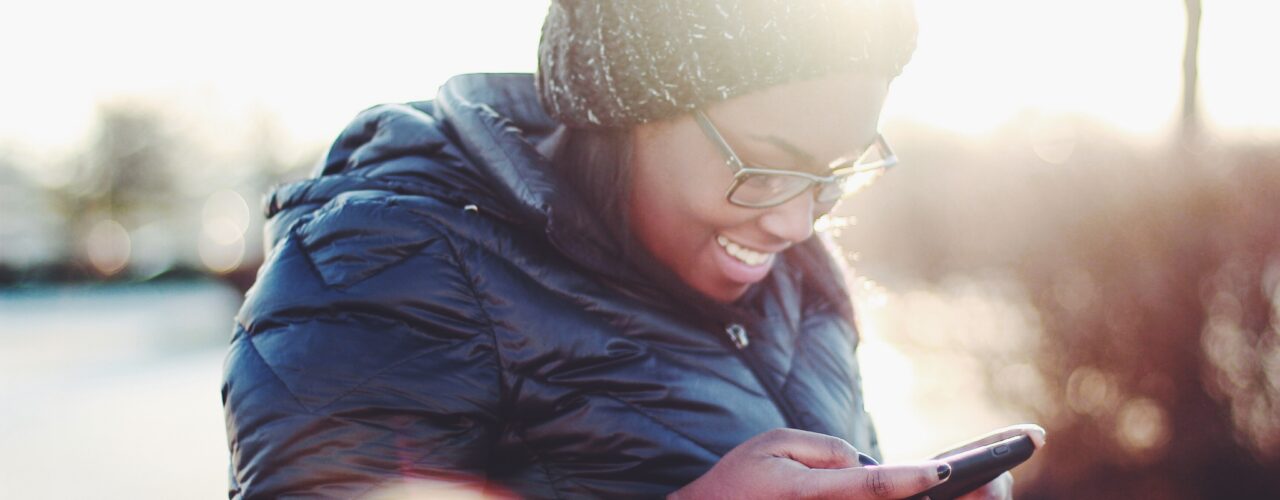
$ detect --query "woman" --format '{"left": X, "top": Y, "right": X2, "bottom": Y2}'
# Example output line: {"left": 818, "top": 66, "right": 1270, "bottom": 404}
{"left": 222, "top": 1, "right": 1040, "bottom": 498}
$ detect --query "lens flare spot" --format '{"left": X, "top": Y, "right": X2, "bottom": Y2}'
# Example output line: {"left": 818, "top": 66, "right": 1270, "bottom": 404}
{"left": 86, "top": 219, "right": 131, "bottom": 276}
{"left": 1116, "top": 397, "right": 1169, "bottom": 456}
{"left": 199, "top": 232, "right": 244, "bottom": 274}
{"left": 202, "top": 189, "right": 251, "bottom": 237}
{"left": 1067, "top": 366, "right": 1116, "bottom": 416}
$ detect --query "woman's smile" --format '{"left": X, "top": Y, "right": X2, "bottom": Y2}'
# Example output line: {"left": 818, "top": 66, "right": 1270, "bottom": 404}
{"left": 716, "top": 234, "right": 775, "bottom": 266}
{"left": 713, "top": 233, "right": 777, "bottom": 284}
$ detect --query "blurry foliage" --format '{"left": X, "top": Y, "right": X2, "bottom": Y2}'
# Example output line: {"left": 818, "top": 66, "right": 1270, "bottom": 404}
{"left": 80, "top": 100, "right": 180, "bottom": 217}
{"left": 0, "top": 100, "right": 317, "bottom": 288}
{"left": 1019, "top": 150, "right": 1280, "bottom": 499}
{"left": 842, "top": 116, "right": 1280, "bottom": 498}
{"left": 50, "top": 100, "right": 181, "bottom": 275}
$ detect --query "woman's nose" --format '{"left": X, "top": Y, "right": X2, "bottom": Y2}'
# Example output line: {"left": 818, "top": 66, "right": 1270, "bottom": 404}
{"left": 757, "top": 191, "right": 816, "bottom": 244}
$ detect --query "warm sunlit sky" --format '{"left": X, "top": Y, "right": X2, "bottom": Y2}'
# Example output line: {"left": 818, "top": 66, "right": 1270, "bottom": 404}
{"left": 2, "top": 0, "right": 1278, "bottom": 165}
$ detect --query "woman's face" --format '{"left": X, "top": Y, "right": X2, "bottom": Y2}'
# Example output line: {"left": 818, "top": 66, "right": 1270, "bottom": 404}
{"left": 628, "top": 72, "right": 890, "bottom": 303}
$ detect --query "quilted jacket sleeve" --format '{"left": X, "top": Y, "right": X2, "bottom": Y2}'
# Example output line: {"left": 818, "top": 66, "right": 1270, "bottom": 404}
{"left": 222, "top": 196, "right": 504, "bottom": 499}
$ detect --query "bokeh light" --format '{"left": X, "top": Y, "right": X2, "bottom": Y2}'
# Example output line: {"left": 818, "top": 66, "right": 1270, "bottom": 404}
{"left": 202, "top": 189, "right": 250, "bottom": 242}
{"left": 1116, "top": 397, "right": 1169, "bottom": 458}
{"left": 128, "top": 222, "right": 179, "bottom": 279}
{"left": 198, "top": 232, "right": 245, "bottom": 274}
{"left": 1066, "top": 366, "right": 1117, "bottom": 417}
{"left": 1200, "top": 258, "right": 1280, "bottom": 461}
{"left": 198, "top": 190, "right": 249, "bottom": 273}
{"left": 86, "top": 219, "right": 131, "bottom": 276}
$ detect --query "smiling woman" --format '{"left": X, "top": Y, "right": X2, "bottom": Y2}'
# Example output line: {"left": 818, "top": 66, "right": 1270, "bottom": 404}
{"left": 626, "top": 73, "right": 891, "bottom": 303}
{"left": 220, "top": 1, "right": 1042, "bottom": 499}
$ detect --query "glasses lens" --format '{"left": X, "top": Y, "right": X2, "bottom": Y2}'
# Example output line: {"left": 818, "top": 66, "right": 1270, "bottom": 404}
{"left": 818, "top": 138, "right": 894, "bottom": 204}
{"left": 815, "top": 181, "right": 844, "bottom": 204}
{"left": 730, "top": 173, "right": 813, "bottom": 207}
{"left": 821, "top": 170, "right": 885, "bottom": 204}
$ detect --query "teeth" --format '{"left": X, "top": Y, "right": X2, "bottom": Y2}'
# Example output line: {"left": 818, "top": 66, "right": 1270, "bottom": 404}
{"left": 716, "top": 235, "right": 772, "bottom": 266}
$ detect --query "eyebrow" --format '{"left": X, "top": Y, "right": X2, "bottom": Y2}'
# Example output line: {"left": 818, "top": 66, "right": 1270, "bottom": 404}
{"left": 748, "top": 134, "right": 819, "bottom": 171}
{"left": 748, "top": 134, "right": 863, "bottom": 174}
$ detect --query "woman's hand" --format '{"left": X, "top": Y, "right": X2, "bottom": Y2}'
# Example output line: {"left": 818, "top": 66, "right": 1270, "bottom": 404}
{"left": 932, "top": 424, "right": 1047, "bottom": 500}
{"left": 667, "top": 428, "right": 952, "bottom": 500}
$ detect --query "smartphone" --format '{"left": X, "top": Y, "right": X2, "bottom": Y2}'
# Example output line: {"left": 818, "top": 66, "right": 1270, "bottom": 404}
{"left": 907, "top": 434, "right": 1037, "bottom": 500}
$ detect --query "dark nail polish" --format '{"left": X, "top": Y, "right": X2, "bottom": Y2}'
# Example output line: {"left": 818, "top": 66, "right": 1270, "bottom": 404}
{"left": 857, "top": 452, "right": 879, "bottom": 466}
{"left": 936, "top": 463, "right": 952, "bottom": 481}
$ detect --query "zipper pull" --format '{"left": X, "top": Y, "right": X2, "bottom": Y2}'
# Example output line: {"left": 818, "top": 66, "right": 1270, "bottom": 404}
{"left": 724, "top": 323, "right": 750, "bottom": 349}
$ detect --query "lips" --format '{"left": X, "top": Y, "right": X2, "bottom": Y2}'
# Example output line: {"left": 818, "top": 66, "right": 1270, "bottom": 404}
{"left": 712, "top": 234, "right": 777, "bottom": 284}
{"left": 716, "top": 235, "right": 772, "bottom": 265}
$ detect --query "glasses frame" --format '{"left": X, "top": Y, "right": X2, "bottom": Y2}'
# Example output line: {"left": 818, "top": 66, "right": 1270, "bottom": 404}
{"left": 693, "top": 108, "right": 898, "bottom": 209}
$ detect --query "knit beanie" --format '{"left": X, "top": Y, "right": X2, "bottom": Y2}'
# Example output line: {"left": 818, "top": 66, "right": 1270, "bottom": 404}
{"left": 536, "top": 0, "right": 918, "bottom": 129}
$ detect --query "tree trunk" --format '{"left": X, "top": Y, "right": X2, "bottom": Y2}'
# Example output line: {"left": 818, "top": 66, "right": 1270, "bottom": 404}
{"left": 1182, "top": 0, "right": 1202, "bottom": 142}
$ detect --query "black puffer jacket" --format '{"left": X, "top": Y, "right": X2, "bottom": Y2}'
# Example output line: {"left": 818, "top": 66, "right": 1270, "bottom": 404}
{"left": 222, "top": 73, "right": 879, "bottom": 499}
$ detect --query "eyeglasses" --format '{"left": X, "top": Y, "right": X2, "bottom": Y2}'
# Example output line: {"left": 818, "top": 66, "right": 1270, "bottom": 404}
{"left": 693, "top": 109, "right": 897, "bottom": 211}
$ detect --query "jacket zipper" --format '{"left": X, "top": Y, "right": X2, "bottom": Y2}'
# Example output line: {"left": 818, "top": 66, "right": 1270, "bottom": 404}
{"left": 724, "top": 323, "right": 749, "bottom": 349}
{"left": 722, "top": 322, "right": 803, "bottom": 430}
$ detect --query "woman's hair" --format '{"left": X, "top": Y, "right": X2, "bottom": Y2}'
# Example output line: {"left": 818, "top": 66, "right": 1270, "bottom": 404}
{"left": 548, "top": 126, "right": 636, "bottom": 256}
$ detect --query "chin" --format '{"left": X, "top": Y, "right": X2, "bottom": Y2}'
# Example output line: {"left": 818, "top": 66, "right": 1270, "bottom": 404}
{"left": 704, "top": 283, "right": 750, "bottom": 304}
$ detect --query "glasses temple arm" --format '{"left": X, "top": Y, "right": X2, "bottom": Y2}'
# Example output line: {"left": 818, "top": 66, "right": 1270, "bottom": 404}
{"left": 693, "top": 109, "right": 744, "bottom": 170}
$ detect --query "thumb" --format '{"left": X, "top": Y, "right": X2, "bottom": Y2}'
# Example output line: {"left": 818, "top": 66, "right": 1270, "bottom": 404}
{"left": 760, "top": 428, "right": 864, "bottom": 469}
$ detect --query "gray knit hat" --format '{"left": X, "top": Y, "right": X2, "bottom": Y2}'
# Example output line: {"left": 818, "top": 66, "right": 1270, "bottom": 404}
{"left": 536, "top": 0, "right": 918, "bottom": 129}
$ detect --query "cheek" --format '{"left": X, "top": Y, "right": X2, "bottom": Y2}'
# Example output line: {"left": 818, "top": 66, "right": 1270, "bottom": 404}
{"left": 656, "top": 179, "right": 745, "bottom": 240}
{"left": 668, "top": 162, "right": 747, "bottom": 227}
{"left": 634, "top": 182, "right": 710, "bottom": 245}
{"left": 629, "top": 168, "right": 736, "bottom": 267}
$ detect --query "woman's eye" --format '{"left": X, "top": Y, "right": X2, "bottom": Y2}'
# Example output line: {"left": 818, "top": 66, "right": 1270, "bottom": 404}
{"left": 746, "top": 174, "right": 789, "bottom": 193}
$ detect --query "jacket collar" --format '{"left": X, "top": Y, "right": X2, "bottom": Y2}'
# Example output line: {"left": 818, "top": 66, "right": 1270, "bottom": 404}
{"left": 436, "top": 74, "right": 669, "bottom": 294}
{"left": 434, "top": 73, "right": 560, "bottom": 227}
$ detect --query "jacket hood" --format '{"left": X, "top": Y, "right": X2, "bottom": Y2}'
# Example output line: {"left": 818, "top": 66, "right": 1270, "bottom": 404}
{"left": 265, "top": 74, "right": 630, "bottom": 281}
{"left": 262, "top": 73, "right": 846, "bottom": 326}
{"left": 265, "top": 74, "right": 556, "bottom": 239}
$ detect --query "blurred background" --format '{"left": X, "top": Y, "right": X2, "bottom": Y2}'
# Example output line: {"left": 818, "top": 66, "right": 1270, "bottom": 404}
{"left": 1, "top": 0, "right": 1277, "bottom": 498}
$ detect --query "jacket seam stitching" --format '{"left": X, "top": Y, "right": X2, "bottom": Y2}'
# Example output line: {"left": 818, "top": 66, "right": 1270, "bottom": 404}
{"left": 450, "top": 96, "right": 542, "bottom": 216}
{"left": 408, "top": 213, "right": 716, "bottom": 495}
{"left": 244, "top": 290, "right": 473, "bottom": 412}
{"left": 431, "top": 219, "right": 561, "bottom": 498}
{"left": 237, "top": 324, "right": 316, "bottom": 415}
{"left": 309, "top": 340, "right": 460, "bottom": 413}
{"left": 597, "top": 392, "right": 724, "bottom": 458}
{"left": 512, "top": 425, "right": 568, "bottom": 500}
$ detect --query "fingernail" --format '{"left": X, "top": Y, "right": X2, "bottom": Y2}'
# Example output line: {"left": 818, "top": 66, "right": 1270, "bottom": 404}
{"left": 857, "top": 452, "right": 879, "bottom": 466}
{"left": 936, "top": 463, "right": 952, "bottom": 481}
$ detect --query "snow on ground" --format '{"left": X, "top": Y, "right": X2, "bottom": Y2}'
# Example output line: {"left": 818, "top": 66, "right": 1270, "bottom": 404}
{"left": 0, "top": 282, "right": 239, "bottom": 499}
